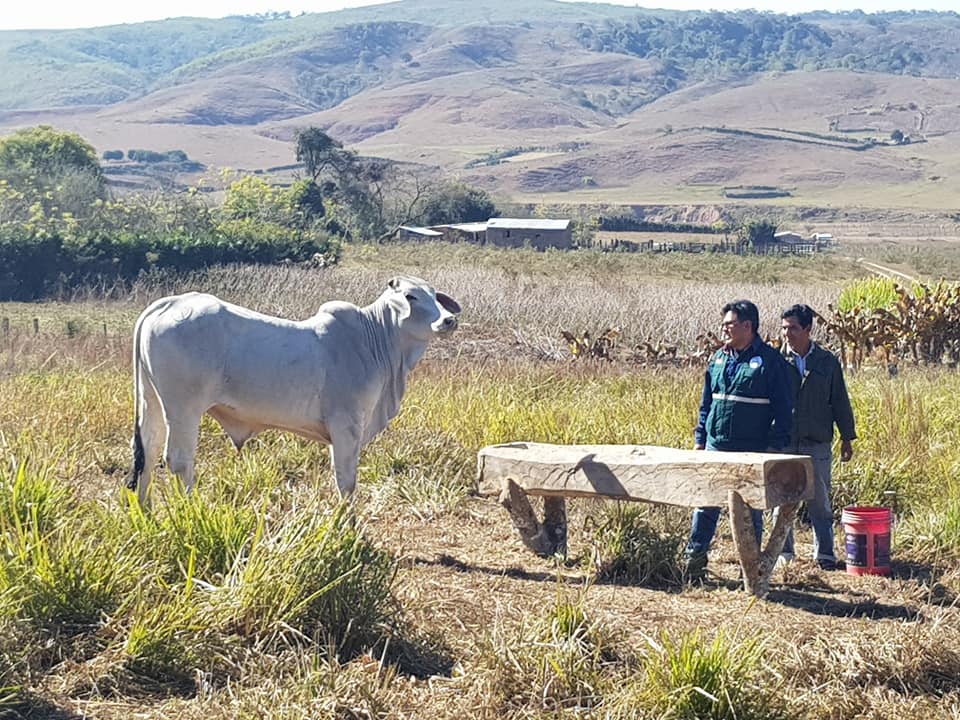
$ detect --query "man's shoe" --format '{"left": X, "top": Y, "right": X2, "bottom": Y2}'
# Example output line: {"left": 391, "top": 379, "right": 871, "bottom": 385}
{"left": 817, "top": 558, "right": 838, "bottom": 571}
{"left": 683, "top": 552, "right": 708, "bottom": 583}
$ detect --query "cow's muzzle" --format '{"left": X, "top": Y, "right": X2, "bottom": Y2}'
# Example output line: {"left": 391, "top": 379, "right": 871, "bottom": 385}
{"left": 434, "top": 315, "right": 458, "bottom": 333}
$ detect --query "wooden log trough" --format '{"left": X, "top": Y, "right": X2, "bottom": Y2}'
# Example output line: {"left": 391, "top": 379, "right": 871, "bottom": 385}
{"left": 477, "top": 442, "right": 814, "bottom": 597}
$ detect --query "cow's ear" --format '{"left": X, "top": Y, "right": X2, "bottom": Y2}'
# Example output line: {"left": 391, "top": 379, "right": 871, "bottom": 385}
{"left": 388, "top": 277, "right": 400, "bottom": 290}
{"left": 436, "top": 292, "right": 461, "bottom": 314}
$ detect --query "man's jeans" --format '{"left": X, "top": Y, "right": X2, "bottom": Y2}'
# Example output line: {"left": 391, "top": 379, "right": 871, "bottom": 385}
{"left": 685, "top": 443, "right": 763, "bottom": 557}
{"left": 686, "top": 505, "right": 763, "bottom": 556}
{"left": 776, "top": 440, "right": 836, "bottom": 562}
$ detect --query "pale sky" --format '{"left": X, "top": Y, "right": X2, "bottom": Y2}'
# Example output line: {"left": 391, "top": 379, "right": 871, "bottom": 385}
{"left": 0, "top": 0, "right": 954, "bottom": 31}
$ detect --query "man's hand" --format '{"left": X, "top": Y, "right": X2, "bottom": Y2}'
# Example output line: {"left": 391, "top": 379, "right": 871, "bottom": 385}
{"left": 840, "top": 439, "right": 854, "bottom": 462}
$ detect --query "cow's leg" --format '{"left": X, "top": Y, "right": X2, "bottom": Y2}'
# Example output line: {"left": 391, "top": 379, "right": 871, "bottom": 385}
{"left": 132, "top": 379, "right": 166, "bottom": 507}
{"left": 328, "top": 423, "right": 363, "bottom": 497}
{"left": 163, "top": 410, "right": 203, "bottom": 494}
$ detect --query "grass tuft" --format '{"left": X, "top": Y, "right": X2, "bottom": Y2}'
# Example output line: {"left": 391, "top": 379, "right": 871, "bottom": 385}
{"left": 0, "top": 457, "right": 73, "bottom": 538}
{"left": 481, "top": 585, "right": 623, "bottom": 713}
{"left": 235, "top": 500, "right": 398, "bottom": 659}
{"left": 900, "top": 494, "right": 960, "bottom": 563}
{"left": 634, "top": 628, "right": 782, "bottom": 720}
{"left": 155, "top": 485, "right": 261, "bottom": 584}
{"left": 586, "top": 502, "right": 685, "bottom": 588}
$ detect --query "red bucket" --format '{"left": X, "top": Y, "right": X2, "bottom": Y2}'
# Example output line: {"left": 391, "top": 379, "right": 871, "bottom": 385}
{"left": 841, "top": 506, "right": 892, "bottom": 576}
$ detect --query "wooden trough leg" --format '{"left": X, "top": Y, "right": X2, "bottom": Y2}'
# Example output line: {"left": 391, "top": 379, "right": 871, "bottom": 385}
{"left": 729, "top": 490, "right": 763, "bottom": 595}
{"left": 761, "top": 502, "right": 799, "bottom": 577}
{"left": 729, "top": 491, "right": 800, "bottom": 597}
{"left": 498, "top": 478, "right": 567, "bottom": 557}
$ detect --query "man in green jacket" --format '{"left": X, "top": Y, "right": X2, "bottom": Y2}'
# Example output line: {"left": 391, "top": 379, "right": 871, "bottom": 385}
{"left": 684, "top": 299, "right": 793, "bottom": 581}
{"left": 778, "top": 304, "right": 857, "bottom": 570}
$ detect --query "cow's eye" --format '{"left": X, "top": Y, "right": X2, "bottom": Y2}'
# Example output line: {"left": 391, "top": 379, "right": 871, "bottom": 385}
{"left": 405, "top": 293, "right": 417, "bottom": 302}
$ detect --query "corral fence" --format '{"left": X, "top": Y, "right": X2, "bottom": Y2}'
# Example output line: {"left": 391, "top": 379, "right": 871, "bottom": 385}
{"left": 593, "top": 237, "right": 821, "bottom": 255}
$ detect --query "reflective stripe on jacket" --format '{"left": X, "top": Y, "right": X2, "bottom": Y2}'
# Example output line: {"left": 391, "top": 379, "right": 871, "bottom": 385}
{"left": 695, "top": 335, "right": 793, "bottom": 452}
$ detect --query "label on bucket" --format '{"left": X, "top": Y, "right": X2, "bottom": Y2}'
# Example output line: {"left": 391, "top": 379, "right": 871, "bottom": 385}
{"left": 844, "top": 531, "right": 891, "bottom": 569}
{"left": 845, "top": 532, "right": 867, "bottom": 567}
{"left": 875, "top": 533, "right": 890, "bottom": 567}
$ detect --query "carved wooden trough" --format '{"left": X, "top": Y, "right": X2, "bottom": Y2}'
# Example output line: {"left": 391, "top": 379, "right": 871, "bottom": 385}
{"left": 477, "top": 442, "right": 814, "bottom": 597}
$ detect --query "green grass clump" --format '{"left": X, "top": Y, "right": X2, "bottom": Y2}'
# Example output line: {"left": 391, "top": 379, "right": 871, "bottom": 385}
{"left": 0, "top": 459, "right": 73, "bottom": 537}
{"left": 834, "top": 374, "right": 953, "bottom": 516}
{"left": 631, "top": 629, "right": 783, "bottom": 720}
{"left": 7, "top": 527, "right": 125, "bottom": 630}
{"left": 586, "top": 503, "right": 685, "bottom": 588}
{"left": 482, "top": 587, "right": 624, "bottom": 713}
{"left": 899, "top": 494, "right": 960, "bottom": 563}
{"left": 125, "top": 486, "right": 262, "bottom": 584}
{"left": 124, "top": 591, "right": 209, "bottom": 682}
{"left": 115, "top": 498, "right": 398, "bottom": 682}
{"left": 0, "top": 460, "right": 126, "bottom": 631}
{"left": 236, "top": 500, "right": 397, "bottom": 658}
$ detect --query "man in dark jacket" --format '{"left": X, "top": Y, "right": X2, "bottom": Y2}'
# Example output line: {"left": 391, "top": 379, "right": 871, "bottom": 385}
{"left": 778, "top": 304, "right": 856, "bottom": 570}
{"left": 684, "top": 299, "right": 793, "bottom": 581}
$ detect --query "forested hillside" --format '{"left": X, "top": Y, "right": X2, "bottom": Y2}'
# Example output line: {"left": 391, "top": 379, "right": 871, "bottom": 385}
{"left": 1, "top": 3, "right": 959, "bottom": 113}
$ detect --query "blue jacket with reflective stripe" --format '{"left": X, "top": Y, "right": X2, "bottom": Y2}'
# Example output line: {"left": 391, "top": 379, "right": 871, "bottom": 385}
{"left": 694, "top": 335, "right": 793, "bottom": 451}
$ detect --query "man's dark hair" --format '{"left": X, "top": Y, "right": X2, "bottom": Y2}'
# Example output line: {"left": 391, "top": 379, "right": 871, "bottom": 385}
{"left": 723, "top": 299, "right": 760, "bottom": 334}
{"left": 781, "top": 303, "right": 815, "bottom": 330}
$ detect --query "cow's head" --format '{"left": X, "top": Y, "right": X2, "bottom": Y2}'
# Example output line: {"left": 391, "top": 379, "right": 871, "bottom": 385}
{"left": 387, "top": 276, "right": 461, "bottom": 339}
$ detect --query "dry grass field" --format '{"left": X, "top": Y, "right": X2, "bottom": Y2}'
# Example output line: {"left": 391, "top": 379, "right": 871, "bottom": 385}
{"left": 2, "top": 243, "right": 960, "bottom": 719}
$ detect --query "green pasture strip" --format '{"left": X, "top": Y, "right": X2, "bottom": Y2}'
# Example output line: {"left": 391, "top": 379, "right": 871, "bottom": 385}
{"left": 4, "top": 364, "right": 960, "bottom": 533}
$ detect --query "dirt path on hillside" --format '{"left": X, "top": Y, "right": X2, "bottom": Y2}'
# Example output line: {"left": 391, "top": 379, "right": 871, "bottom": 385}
{"left": 856, "top": 258, "right": 918, "bottom": 283}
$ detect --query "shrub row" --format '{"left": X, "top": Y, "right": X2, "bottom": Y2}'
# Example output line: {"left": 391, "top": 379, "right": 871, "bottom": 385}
{"left": 599, "top": 214, "right": 722, "bottom": 234}
{"left": 0, "top": 227, "right": 339, "bottom": 300}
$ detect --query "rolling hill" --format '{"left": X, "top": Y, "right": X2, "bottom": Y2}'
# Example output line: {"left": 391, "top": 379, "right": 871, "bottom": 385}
{"left": 3, "top": 0, "right": 960, "bottom": 221}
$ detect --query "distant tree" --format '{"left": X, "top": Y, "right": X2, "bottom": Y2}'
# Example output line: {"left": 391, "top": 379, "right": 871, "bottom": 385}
{"left": 102, "top": 149, "right": 124, "bottom": 161}
{"left": 890, "top": 128, "right": 904, "bottom": 143}
{"left": 287, "top": 178, "right": 325, "bottom": 220}
{"left": 0, "top": 125, "right": 102, "bottom": 181}
{"left": 739, "top": 218, "right": 778, "bottom": 248}
{"left": 421, "top": 182, "right": 497, "bottom": 225}
{"left": 0, "top": 125, "right": 106, "bottom": 218}
{"left": 294, "top": 127, "right": 355, "bottom": 183}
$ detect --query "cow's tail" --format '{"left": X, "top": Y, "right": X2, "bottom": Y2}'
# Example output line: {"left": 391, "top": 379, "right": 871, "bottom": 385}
{"left": 126, "top": 306, "right": 149, "bottom": 493}
{"left": 126, "top": 297, "right": 175, "bottom": 494}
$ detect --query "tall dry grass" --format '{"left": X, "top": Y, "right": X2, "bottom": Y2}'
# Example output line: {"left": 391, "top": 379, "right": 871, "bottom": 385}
{"left": 0, "top": 242, "right": 848, "bottom": 380}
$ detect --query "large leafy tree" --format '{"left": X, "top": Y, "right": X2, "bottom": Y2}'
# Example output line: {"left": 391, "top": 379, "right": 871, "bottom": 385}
{"left": 421, "top": 182, "right": 497, "bottom": 225}
{"left": 739, "top": 218, "right": 778, "bottom": 248}
{"left": 294, "top": 126, "right": 356, "bottom": 184}
{"left": 0, "top": 125, "right": 107, "bottom": 220}
{"left": 0, "top": 125, "right": 103, "bottom": 181}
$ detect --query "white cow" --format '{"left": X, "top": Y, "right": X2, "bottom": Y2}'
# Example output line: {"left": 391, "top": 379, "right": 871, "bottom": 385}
{"left": 127, "top": 276, "right": 461, "bottom": 504}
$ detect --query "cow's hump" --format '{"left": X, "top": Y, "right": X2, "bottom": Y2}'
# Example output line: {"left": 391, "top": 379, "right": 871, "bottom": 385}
{"left": 318, "top": 300, "right": 358, "bottom": 315}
